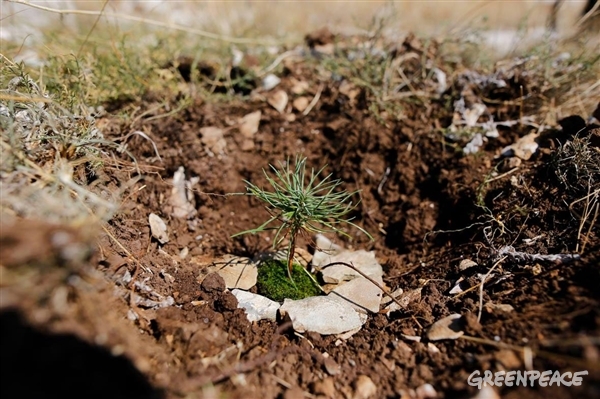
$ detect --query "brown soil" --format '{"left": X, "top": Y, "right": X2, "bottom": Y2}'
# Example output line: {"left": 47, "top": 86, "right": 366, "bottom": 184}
{"left": 2, "top": 35, "right": 599, "bottom": 399}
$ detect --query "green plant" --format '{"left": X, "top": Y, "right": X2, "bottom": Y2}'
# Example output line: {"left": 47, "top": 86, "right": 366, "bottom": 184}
{"left": 233, "top": 156, "right": 372, "bottom": 278}
{"left": 256, "top": 259, "right": 321, "bottom": 301}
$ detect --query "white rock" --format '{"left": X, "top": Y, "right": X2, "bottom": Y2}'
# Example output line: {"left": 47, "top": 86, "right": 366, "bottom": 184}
{"left": 463, "top": 133, "right": 484, "bottom": 155}
{"left": 211, "top": 255, "right": 258, "bottom": 290}
{"left": 312, "top": 234, "right": 343, "bottom": 268}
{"left": 500, "top": 132, "right": 539, "bottom": 160}
{"left": 169, "top": 166, "right": 198, "bottom": 219}
{"left": 149, "top": 213, "right": 169, "bottom": 244}
{"left": 329, "top": 275, "right": 383, "bottom": 313}
{"left": 232, "top": 289, "right": 280, "bottom": 322}
{"left": 280, "top": 296, "right": 365, "bottom": 335}
{"left": 262, "top": 74, "right": 281, "bottom": 91}
{"left": 319, "top": 250, "right": 382, "bottom": 283}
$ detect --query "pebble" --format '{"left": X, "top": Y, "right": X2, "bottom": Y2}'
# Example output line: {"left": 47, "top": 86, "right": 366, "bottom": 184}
{"left": 426, "top": 314, "right": 464, "bottom": 341}
{"left": 353, "top": 375, "right": 377, "bottom": 399}
{"left": 312, "top": 377, "right": 336, "bottom": 398}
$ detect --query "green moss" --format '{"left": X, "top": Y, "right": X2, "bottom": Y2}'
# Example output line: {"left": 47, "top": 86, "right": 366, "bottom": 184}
{"left": 256, "top": 259, "right": 321, "bottom": 302}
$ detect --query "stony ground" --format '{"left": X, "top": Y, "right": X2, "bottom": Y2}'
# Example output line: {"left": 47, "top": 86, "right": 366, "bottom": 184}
{"left": 1, "top": 29, "right": 599, "bottom": 399}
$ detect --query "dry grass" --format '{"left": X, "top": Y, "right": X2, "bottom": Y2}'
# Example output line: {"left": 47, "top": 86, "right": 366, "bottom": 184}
{"left": 1, "top": 0, "right": 599, "bottom": 229}
{"left": 0, "top": 56, "right": 119, "bottom": 226}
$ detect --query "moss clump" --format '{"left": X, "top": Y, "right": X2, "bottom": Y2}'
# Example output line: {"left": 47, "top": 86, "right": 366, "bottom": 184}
{"left": 256, "top": 259, "right": 321, "bottom": 302}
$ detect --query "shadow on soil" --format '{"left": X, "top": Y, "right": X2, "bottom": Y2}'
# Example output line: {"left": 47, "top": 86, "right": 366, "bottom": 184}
{"left": 0, "top": 310, "right": 163, "bottom": 399}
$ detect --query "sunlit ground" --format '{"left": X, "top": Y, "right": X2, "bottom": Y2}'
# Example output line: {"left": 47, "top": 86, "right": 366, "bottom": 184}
{"left": 1, "top": 0, "right": 587, "bottom": 45}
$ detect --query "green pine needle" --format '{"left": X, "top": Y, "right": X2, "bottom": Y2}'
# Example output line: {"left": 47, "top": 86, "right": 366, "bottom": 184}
{"left": 233, "top": 156, "right": 372, "bottom": 278}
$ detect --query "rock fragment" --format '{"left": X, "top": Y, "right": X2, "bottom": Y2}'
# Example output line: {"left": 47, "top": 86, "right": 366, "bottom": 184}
{"left": 232, "top": 289, "right": 280, "bottom": 322}
{"left": 353, "top": 375, "right": 377, "bottom": 399}
{"left": 279, "top": 296, "right": 365, "bottom": 335}
{"left": 268, "top": 90, "right": 288, "bottom": 113}
{"left": 149, "top": 213, "right": 169, "bottom": 244}
{"left": 210, "top": 255, "right": 258, "bottom": 290}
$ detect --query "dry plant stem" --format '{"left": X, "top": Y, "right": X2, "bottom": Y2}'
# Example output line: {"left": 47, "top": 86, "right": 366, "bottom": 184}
{"left": 286, "top": 227, "right": 298, "bottom": 278}
{"left": 570, "top": 187, "right": 599, "bottom": 253}
{"left": 575, "top": 0, "right": 600, "bottom": 29}
{"left": 303, "top": 83, "right": 324, "bottom": 116}
{"left": 496, "top": 245, "right": 581, "bottom": 263}
{"left": 7, "top": 0, "right": 271, "bottom": 45}
{"left": 478, "top": 256, "right": 506, "bottom": 323}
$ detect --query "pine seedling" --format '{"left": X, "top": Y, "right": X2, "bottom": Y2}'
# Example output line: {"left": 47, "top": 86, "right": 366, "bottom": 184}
{"left": 233, "top": 156, "right": 372, "bottom": 278}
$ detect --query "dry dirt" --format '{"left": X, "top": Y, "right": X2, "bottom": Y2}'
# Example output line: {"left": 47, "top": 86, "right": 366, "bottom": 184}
{"left": 1, "top": 33, "right": 599, "bottom": 399}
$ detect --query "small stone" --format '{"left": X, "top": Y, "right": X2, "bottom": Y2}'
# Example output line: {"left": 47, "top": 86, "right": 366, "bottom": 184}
{"left": 280, "top": 296, "right": 364, "bottom": 335}
{"left": 232, "top": 289, "right": 280, "bottom": 322}
{"left": 200, "top": 126, "right": 227, "bottom": 155}
{"left": 149, "top": 213, "right": 169, "bottom": 244}
{"left": 291, "top": 79, "right": 309, "bottom": 95}
{"left": 241, "top": 139, "right": 255, "bottom": 151}
{"left": 293, "top": 96, "right": 309, "bottom": 112}
{"left": 426, "top": 314, "right": 464, "bottom": 341}
{"left": 211, "top": 255, "right": 257, "bottom": 290}
{"left": 459, "top": 259, "right": 477, "bottom": 271}
{"left": 312, "top": 377, "right": 336, "bottom": 397}
{"left": 415, "top": 383, "right": 437, "bottom": 399}
{"left": 267, "top": 90, "right": 288, "bottom": 113}
{"left": 262, "top": 74, "right": 281, "bottom": 91}
{"left": 501, "top": 132, "right": 539, "bottom": 160}
{"left": 239, "top": 111, "right": 261, "bottom": 138}
{"left": 449, "top": 278, "right": 465, "bottom": 294}
{"left": 322, "top": 357, "right": 341, "bottom": 376}
{"left": 353, "top": 375, "right": 377, "bottom": 399}
{"left": 427, "top": 343, "right": 440, "bottom": 354}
